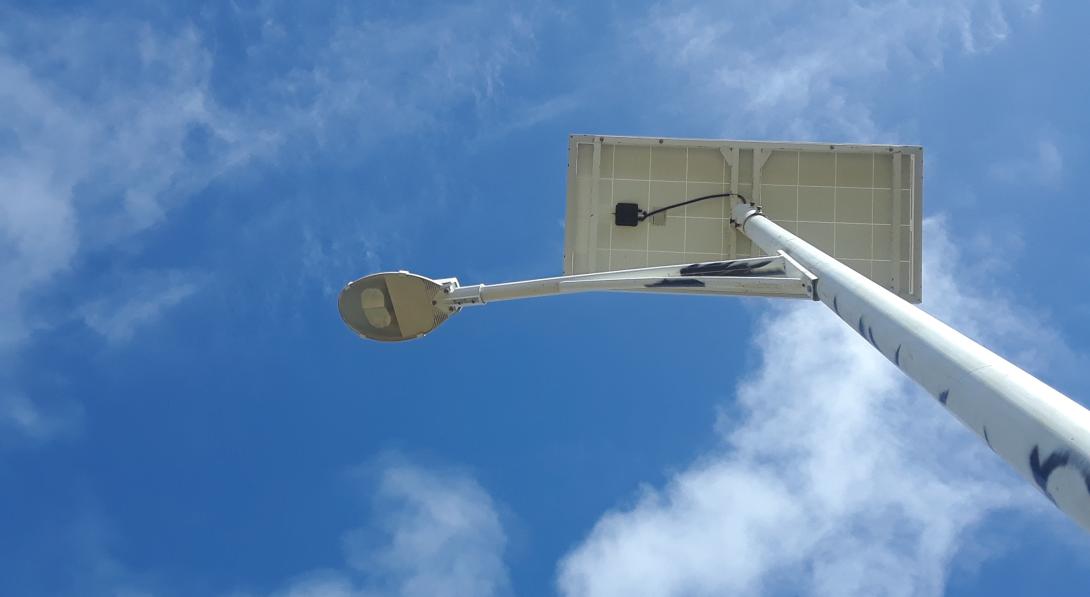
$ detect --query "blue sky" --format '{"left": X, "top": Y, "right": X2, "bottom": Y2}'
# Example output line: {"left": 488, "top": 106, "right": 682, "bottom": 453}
{"left": 2, "top": 1, "right": 1090, "bottom": 595}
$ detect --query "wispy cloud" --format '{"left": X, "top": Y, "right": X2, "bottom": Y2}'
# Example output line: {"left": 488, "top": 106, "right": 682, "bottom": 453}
{"left": 3, "top": 459, "right": 509, "bottom": 597}
{"left": 0, "top": 393, "right": 81, "bottom": 443}
{"left": 219, "top": 0, "right": 546, "bottom": 296}
{"left": 0, "top": 2, "right": 541, "bottom": 441}
{"left": 556, "top": 217, "right": 1086, "bottom": 596}
{"left": 989, "top": 136, "right": 1063, "bottom": 186}
{"left": 268, "top": 459, "right": 510, "bottom": 597}
{"left": 630, "top": 0, "right": 1037, "bottom": 140}
{"left": 80, "top": 270, "right": 204, "bottom": 345}
{"left": 1, "top": 1, "right": 541, "bottom": 348}
{"left": 0, "top": 506, "right": 161, "bottom": 597}
{"left": 0, "top": 14, "right": 275, "bottom": 440}
{"left": 920, "top": 216, "right": 1087, "bottom": 388}
{"left": 469, "top": 93, "right": 581, "bottom": 147}
{"left": 0, "top": 16, "right": 276, "bottom": 348}
{"left": 245, "top": 2, "right": 537, "bottom": 154}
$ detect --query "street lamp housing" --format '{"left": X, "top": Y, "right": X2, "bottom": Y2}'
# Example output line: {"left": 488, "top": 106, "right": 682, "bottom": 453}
{"left": 337, "top": 271, "right": 453, "bottom": 342}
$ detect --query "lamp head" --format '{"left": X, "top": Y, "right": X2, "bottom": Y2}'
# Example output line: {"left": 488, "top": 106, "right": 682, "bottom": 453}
{"left": 338, "top": 271, "right": 452, "bottom": 342}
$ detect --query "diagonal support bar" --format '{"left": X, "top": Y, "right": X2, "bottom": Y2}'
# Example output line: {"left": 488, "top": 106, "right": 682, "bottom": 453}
{"left": 558, "top": 275, "right": 811, "bottom": 298}
{"left": 439, "top": 255, "right": 813, "bottom": 307}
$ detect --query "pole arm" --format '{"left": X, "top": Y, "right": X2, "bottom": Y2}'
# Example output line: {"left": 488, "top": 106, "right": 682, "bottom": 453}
{"left": 732, "top": 202, "right": 1090, "bottom": 531}
{"left": 438, "top": 256, "right": 814, "bottom": 307}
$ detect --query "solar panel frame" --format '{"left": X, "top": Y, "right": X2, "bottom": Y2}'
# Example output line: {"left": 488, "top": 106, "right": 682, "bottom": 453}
{"left": 563, "top": 135, "right": 924, "bottom": 303}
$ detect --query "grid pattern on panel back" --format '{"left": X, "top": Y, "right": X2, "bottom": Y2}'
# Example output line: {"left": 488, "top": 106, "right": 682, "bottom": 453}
{"left": 592, "top": 144, "right": 739, "bottom": 271}
{"left": 757, "top": 149, "right": 915, "bottom": 294}
{"left": 571, "top": 138, "right": 919, "bottom": 298}
{"left": 569, "top": 138, "right": 918, "bottom": 299}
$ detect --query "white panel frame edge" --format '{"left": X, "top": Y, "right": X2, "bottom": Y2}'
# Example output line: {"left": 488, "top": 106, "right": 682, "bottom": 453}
{"left": 339, "top": 148, "right": 1090, "bottom": 535}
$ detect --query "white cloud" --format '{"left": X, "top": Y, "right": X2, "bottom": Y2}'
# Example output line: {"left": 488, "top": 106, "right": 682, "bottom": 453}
{"left": 0, "top": 15, "right": 272, "bottom": 440}
{"left": 1, "top": 2, "right": 539, "bottom": 441}
{"left": 989, "top": 137, "right": 1063, "bottom": 186}
{"left": 3, "top": 508, "right": 163, "bottom": 597}
{"left": 0, "top": 393, "right": 81, "bottom": 442}
{"left": 555, "top": 216, "right": 1089, "bottom": 596}
{"left": 80, "top": 270, "right": 203, "bottom": 344}
{"left": 270, "top": 460, "right": 511, "bottom": 597}
{"left": 632, "top": 0, "right": 1036, "bottom": 140}
{"left": 0, "top": 3, "right": 539, "bottom": 352}
{"left": 919, "top": 216, "right": 1087, "bottom": 386}
{"left": 1, "top": 460, "right": 508, "bottom": 597}
{"left": 218, "top": 0, "right": 546, "bottom": 298}
{"left": 252, "top": 2, "right": 536, "bottom": 153}
{"left": 0, "top": 16, "right": 276, "bottom": 349}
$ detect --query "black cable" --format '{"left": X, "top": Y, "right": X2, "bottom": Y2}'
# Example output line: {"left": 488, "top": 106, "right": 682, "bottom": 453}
{"left": 638, "top": 192, "right": 746, "bottom": 222}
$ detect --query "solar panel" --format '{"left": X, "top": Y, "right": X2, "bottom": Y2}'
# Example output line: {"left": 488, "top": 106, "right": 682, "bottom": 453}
{"left": 563, "top": 135, "right": 923, "bottom": 303}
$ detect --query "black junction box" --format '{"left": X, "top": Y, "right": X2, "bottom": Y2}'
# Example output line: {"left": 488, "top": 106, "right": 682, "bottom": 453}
{"left": 614, "top": 202, "right": 641, "bottom": 227}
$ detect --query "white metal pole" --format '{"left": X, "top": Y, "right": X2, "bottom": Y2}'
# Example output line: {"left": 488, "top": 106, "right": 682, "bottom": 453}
{"left": 732, "top": 202, "right": 1090, "bottom": 531}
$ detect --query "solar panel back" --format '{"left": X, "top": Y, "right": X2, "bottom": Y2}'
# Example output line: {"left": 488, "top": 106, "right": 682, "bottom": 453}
{"left": 563, "top": 135, "right": 924, "bottom": 303}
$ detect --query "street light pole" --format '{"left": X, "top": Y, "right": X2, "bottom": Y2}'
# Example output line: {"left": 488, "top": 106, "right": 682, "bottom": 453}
{"left": 730, "top": 200, "right": 1090, "bottom": 531}
{"left": 338, "top": 135, "right": 1090, "bottom": 534}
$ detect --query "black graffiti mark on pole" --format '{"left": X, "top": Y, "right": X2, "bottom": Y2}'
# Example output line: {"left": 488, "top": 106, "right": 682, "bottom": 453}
{"left": 1029, "top": 446, "right": 1090, "bottom": 502}
{"left": 856, "top": 315, "right": 883, "bottom": 353}
{"left": 833, "top": 295, "right": 840, "bottom": 315}
{"left": 938, "top": 389, "right": 949, "bottom": 405}
{"left": 894, "top": 345, "right": 902, "bottom": 367}
{"left": 645, "top": 278, "right": 705, "bottom": 288}
{"left": 867, "top": 327, "right": 880, "bottom": 352}
{"left": 982, "top": 426, "right": 992, "bottom": 450}
{"left": 679, "top": 258, "right": 778, "bottom": 277}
